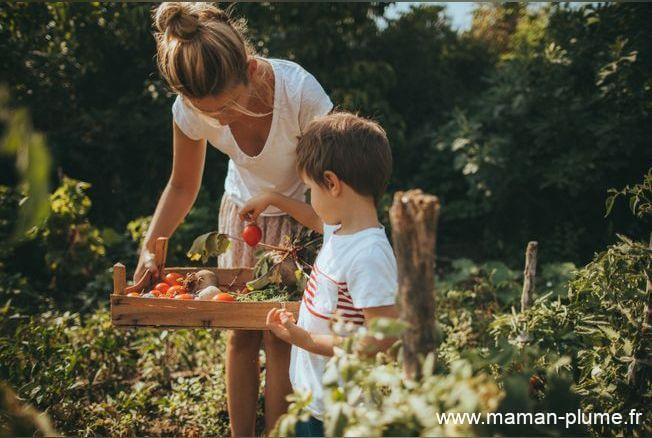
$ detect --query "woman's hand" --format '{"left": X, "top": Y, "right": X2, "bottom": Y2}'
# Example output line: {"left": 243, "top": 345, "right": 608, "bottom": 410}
{"left": 239, "top": 193, "right": 277, "bottom": 222}
{"left": 134, "top": 247, "right": 158, "bottom": 283}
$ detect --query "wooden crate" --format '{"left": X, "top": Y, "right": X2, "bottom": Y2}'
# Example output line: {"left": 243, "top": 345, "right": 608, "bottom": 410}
{"left": 111, "top": 237, "right": 300, "bottom": 330}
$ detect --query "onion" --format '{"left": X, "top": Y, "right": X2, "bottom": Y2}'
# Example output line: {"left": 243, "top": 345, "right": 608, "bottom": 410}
{"left": 185, "top": 269, "right": 218, "bottom": 293}
{"left": 197, "top": 285, "right": 222, "bottom": 301}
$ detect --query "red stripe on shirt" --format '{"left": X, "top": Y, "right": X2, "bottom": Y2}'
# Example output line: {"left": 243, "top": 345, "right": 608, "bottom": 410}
{"left": 307, "top": 278, "right": 317, "bottom": 290}
{"left": 337, "top": 304, "right": 361, "bottom": 312}
{"left": 313, "top": 264, "right": 347, "bottom": 286}
{"left": 337, "top": 296, "right": 353, "bottom": 305}
{"left": 341, "top": 312, "right": 365, "bottom": 319}
{"left": 302, "top": 297, "right": 331, "bottom": 321}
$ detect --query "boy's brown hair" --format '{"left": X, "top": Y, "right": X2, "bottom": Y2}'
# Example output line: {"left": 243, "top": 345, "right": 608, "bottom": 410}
{"left": 296, "top": 112, "right": 392, "bottom": 204}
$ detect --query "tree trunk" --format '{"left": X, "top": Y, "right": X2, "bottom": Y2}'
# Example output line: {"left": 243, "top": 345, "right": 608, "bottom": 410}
{"left": 389, "top": 189, "right": 440, "bottom": 379}
{"left": 520, "top": 241, "right": 538, "bottom": 312}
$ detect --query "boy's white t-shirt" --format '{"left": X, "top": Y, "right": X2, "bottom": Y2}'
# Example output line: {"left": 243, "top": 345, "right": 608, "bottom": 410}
{"left": 171, "top": 58, "right": 333, "bottom": 216}
{"left": 289, "top": 223, "right": 398, "bottom": 419}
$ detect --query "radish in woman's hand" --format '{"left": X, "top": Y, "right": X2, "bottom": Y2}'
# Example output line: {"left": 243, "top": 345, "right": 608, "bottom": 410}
{"left": 242, "top": 223, "right": 263, "bottom": 247}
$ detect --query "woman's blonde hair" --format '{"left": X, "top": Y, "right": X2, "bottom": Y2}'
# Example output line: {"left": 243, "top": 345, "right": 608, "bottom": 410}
{"left": 153, "top": 2, "right": 271, "bottom": 109}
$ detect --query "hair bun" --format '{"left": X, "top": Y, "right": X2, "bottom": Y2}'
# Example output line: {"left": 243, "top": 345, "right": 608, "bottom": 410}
{"left": 154, "top": 2, "right": 229, "bottom": 41}
{"left": 155, "top": 2, "right": 199, "bottom": 41}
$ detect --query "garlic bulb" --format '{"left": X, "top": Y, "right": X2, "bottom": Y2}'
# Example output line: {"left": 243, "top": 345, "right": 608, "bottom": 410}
{"left": 196, "top": 285, "right": 221, "bottom": 301}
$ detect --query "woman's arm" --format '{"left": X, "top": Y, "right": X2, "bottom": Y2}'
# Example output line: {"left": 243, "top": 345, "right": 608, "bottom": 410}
{"left": 134, "top": 122, "right": 207, "bottom": 282}
{"left": 239, "top": 192, "right": 323, "bottom": 234}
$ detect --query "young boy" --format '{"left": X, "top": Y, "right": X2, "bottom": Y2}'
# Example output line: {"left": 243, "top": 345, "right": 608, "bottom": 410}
{"left": 239, "top": 112, "right": 399, "bottom": 436}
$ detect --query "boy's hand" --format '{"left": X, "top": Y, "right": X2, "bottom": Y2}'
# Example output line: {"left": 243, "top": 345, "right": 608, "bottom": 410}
{"left": 266, "top": 308, "right": 297, "bottom": 343}
{"left": 239, "top": 193, "right": 276, "bottom": 222}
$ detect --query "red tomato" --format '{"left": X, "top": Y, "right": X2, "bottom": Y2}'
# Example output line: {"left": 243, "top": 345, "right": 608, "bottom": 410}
{"left": 164, "top": 272, "right": 184, "bottom": 286}
{"left": 212, "top": 293, "right": 236, "bottom": 302}
{"left": 127, "top": 292, "right": 141, "bottom": 297}
{"left": 242, "top": 223, "right": 262, "bottom": 247}
{"left": 174, "top": 293, "right": 195, "bottom": 300}
{"left": 154, "top": 282, "right": 170, "bottom": 292}
{"left": 167, "top": 285, "right": 188, "bottom": 297}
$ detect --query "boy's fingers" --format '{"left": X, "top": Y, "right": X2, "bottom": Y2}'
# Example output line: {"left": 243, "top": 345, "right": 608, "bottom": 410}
{"left": 265, "top": 308, "right": 277, "bottom": 325}
{"left": 248, "top": 208, "right": 261, "bottom": 221}
{"left": 238, "top": 209, "right": 251, "bottom": 222}
{"left": 279, "top": 311, "right": 294, "bottom": 327}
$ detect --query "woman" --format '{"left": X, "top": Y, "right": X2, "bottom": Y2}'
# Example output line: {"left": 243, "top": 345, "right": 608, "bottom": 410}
{"left": 134, "top": 3, "right": 332, "bottom": 435}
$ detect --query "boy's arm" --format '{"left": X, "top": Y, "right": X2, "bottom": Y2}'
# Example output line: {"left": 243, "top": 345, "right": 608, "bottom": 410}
{"left": 286, "top": 326, "right": 337, "bottom": 357}
{"left": 266, "top": 307, "right": 399, "bottom": 358}
{"left": 266, "top": 308, "right": 337, "bottom": 356}
{"left": 356, "top": 305, "right": 400, "bottom": 355}
{"left": 239, "top": 192, "right": 323, "bottom": 234}
{"left": 287, "top": 306, "right": 399, "bottom": 357}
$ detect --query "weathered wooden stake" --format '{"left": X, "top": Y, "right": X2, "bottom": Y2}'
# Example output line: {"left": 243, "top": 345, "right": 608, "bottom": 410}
{"left": 520, "top": 241, "right": 538, "bottom": 312}
{"left": 389, "top": 189, "right": 440, "bottom": 379}
{"left": 113, "top": 263, "right": 126, "bottom": 295}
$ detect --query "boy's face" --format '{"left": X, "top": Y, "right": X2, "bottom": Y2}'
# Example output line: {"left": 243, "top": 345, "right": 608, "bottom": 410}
{"left": 301, "top": 172, "right": 340, "bottom": 225}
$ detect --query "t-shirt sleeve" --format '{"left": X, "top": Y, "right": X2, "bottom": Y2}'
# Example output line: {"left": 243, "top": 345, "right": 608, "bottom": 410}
{"left": 298, "top": 73, "right": 333, "bottom": 133}
{"left": 346, "top": 243, "right": 398, "bottom": 309}
{"left": 171, "top": 95, "right": 206, "bottom": 141}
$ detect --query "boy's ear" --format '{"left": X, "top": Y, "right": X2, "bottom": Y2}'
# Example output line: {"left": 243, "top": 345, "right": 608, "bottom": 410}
{"left": 323, "top": 171, "right": 341, "bottom": 197}
{"left": 247, "top": 57, "right": 258, "bottom": 79}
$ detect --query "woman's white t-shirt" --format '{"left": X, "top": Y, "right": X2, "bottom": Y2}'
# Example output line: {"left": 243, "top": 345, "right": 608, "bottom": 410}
{"left": 172, "top": 58, "right": 333, "bottom": 216}
{"left": 289, "top": 223, "right": 398, "bottom": 419}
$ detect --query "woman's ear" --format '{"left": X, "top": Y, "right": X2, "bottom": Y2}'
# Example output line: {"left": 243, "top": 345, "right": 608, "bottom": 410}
{"left": 323, "top": 171, "right": 341, "bottom": 197}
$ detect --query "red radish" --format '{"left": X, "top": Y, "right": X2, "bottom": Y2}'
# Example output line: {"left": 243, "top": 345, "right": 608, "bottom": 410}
{"left": 242, "top": 223, "right": 262, "bottom": 247}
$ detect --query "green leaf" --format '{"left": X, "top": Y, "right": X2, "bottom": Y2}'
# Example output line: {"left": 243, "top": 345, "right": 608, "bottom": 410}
{"left": 186, "top": 232, "right": 231, "bottom": 264}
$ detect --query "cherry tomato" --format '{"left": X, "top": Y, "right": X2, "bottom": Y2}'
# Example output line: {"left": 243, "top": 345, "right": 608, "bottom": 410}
{"left": 174, "top": 293, "right": 195, "bottom": 300}
{"left": 213, "top": 293, "right": 236, "bottom": 302}
{"left": 242, "top": 223, "right": 262, "bottom": 247}
{"left": 154, "top": 282, "right": 170, "bottom": 292}
{"left": 164, "top": 272, "right": 184, "bottom": 287}
{"left": 167, "top": 285, "right": 188, "bottom": 297}
{"left": 127, "top": 292, "right": 141, "bottom": 297}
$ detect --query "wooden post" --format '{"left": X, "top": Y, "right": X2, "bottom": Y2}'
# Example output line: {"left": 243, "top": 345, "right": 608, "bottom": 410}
{"left": 154, "top": 237, "right": 168, "bottom": 279}
{"left": 520, "top": 241, "right": 538, "bottom": 312}
{"left": 389, "top": 189, "right": 440, "bottom": 379}
{"left": 113, "top": 263, "right": 126, "bottom": 295}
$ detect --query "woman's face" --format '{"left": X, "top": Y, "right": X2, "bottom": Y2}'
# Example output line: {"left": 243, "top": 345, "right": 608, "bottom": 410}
{"left": 187, "top": 83, "right": 250, "bottom": 126}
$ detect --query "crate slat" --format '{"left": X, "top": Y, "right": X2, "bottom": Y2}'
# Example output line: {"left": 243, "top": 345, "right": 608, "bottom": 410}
{"left": 111, "top": 294, "right": 300, "bottom": 330}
